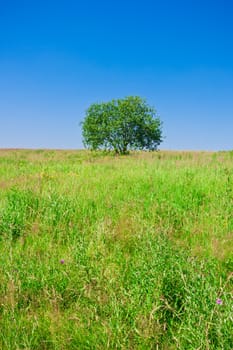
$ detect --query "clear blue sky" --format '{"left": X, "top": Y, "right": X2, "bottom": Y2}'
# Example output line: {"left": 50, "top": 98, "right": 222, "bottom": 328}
{"left": 0, "top": 0, "right": 232, "bottom": 150}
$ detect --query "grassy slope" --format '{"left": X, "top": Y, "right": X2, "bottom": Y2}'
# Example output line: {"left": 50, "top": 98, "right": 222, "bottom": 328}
{"left": 0, "top": 149, "right": 232, "bottom": 349}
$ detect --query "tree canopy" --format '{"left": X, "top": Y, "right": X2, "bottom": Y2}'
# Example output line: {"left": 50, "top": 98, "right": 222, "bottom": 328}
{"left": 81, "top": 96, "right": 163, "bottom": 154}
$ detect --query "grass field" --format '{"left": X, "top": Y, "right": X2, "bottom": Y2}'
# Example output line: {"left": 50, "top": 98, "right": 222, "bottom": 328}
{"left": 0, "top": 149, "right": 232, "bottom": 349}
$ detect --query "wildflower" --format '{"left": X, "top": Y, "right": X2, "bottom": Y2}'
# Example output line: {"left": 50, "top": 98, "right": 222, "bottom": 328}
{"left": 216, "top": 298, "right": 223, "bottom": 305}
{"left": 60, "top": 259, "right": 65, "bottom": 264}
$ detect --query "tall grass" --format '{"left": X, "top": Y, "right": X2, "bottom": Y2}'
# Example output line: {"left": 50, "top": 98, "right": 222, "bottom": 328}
{"left": 0, "top": 149, "right": 232, "bottom": 349}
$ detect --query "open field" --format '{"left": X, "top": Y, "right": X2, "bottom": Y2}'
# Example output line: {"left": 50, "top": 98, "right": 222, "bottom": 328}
{"left": 0, "top": 149, "right": 232, "bottom": 349}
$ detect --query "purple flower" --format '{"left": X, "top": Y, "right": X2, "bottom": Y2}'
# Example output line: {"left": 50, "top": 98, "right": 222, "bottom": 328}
{"left": 216, "top": 298, "right": 223, "bottom": 305}
{"left": 60, "top": 259, "right": 65, "bottom": 264}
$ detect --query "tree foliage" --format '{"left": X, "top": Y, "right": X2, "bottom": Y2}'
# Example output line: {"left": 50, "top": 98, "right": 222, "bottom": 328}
{"left": 81, "top": 96, "right": 163, "bottom": 154}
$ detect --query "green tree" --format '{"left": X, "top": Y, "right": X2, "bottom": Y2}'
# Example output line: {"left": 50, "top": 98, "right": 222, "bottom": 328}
{"left": 81, "top": 96, "right": 163, "bottom": 154}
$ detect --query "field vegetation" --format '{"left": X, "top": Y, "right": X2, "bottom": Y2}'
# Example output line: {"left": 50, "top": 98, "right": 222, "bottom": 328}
{"left": 0, "top": 149, "right": 232, "bottom": 349}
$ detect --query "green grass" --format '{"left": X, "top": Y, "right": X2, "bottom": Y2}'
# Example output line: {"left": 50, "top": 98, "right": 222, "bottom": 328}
{"left": 0, "top": 149, "right": 232, "bottom": 349}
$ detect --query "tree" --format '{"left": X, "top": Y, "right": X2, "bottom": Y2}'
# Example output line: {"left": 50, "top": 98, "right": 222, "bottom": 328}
{"left": 81, "top": 96, "right": 163, "bottom": 154}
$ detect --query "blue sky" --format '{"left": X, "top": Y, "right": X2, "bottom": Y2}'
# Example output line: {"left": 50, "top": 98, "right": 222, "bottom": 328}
{"left": 0, "top": 0, "right": 232, "bottom": 150}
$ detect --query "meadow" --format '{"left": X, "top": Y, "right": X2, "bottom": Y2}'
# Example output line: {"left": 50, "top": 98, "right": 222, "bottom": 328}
{"left": 0, "top": 149, "right": 232, "bottom": 349}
